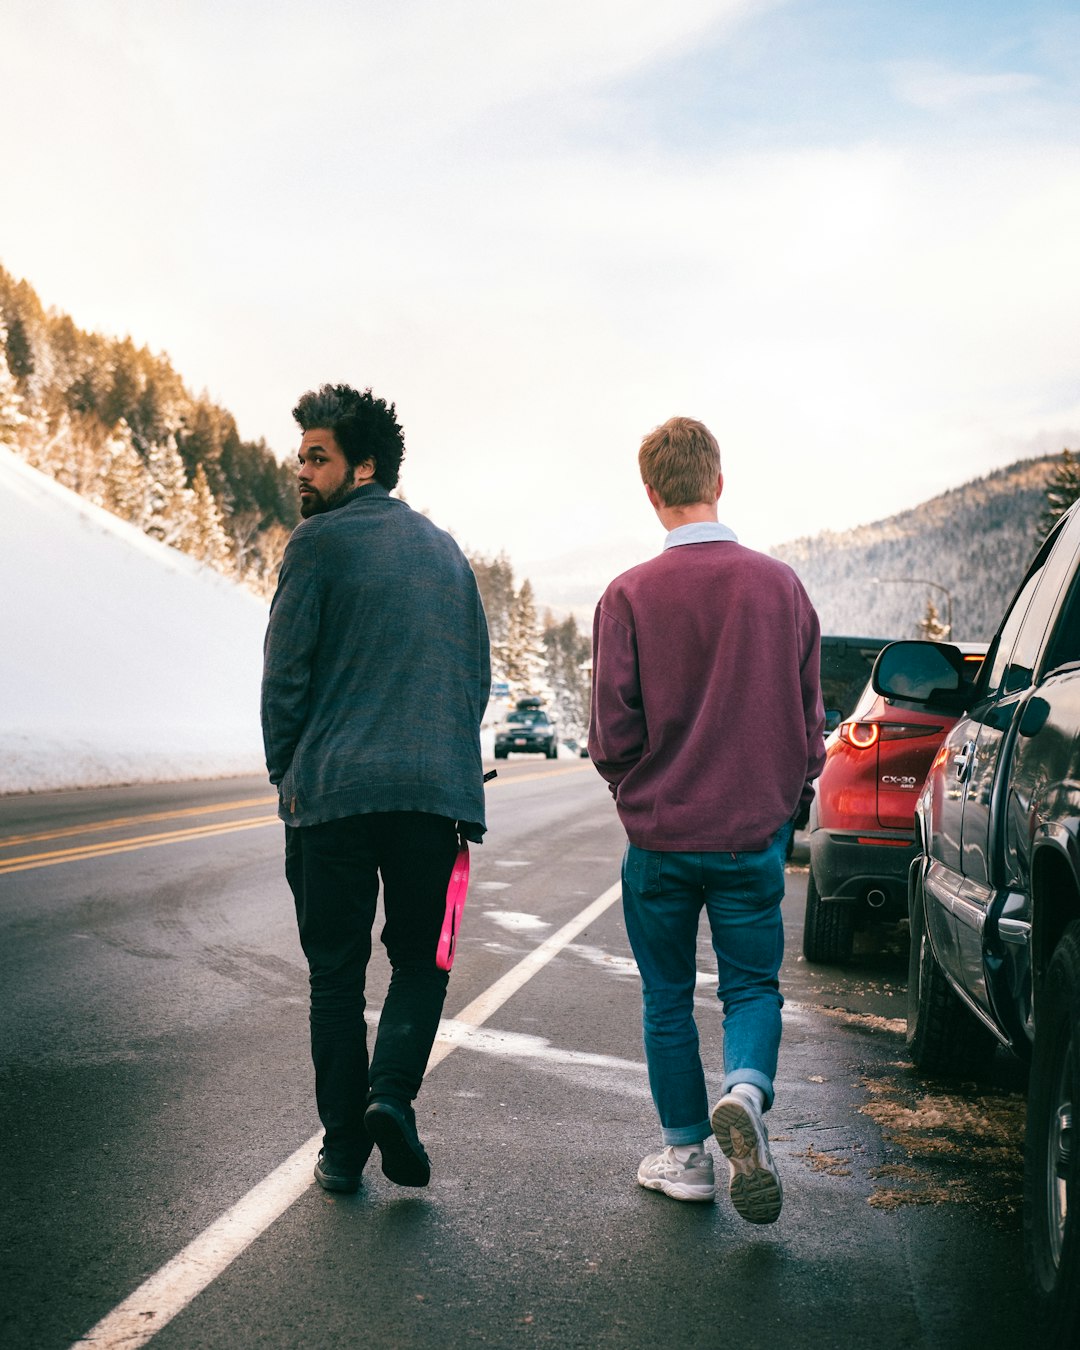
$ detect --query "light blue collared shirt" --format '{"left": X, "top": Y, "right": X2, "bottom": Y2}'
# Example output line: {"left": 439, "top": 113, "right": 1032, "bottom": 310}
{"left": 662, "top": 520, "right": 739, "bottom": 550}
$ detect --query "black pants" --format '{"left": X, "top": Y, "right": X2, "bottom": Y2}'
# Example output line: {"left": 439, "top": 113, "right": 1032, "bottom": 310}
{"left": 285, "top": 811, "right": 458, "bottom": 1164}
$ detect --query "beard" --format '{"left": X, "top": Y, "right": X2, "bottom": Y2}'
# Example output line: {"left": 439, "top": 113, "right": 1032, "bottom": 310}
{"left": 299, "top": 476, "right": 359, "bottom": 518}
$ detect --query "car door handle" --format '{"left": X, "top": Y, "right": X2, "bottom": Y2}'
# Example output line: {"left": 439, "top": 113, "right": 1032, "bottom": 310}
{"left": 953, "top": 740, "right": 976, "bottom": 782}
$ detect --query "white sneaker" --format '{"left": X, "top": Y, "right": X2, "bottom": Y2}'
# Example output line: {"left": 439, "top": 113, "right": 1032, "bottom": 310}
{"left": 710, "top": 1092, "right": 783, "bottom": 1224}
{"left": 637, "top": 1146, "right": 716, "bottom": 1202}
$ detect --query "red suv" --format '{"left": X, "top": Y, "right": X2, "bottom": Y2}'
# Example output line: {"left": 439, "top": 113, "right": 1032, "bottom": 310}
{"left": 804, "top": 643, "right": 986, "bottom": 963}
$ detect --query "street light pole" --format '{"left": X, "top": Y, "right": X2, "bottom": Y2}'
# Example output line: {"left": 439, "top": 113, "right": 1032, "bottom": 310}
{"left": 872, "top": 576, "right": 954, "bottom": 639}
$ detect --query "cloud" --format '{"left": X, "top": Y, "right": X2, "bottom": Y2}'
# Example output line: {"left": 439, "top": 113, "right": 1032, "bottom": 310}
{"left": 890, "top": 62, "right": 1042, "bottom": 113}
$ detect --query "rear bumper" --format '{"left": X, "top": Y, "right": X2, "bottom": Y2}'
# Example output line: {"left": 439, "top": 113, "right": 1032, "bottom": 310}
{"left": 809, "top": 827, "right": 915, "bottom": 916}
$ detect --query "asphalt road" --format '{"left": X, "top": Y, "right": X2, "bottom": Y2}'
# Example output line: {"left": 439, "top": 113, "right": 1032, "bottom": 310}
{"left": 0, "top": 761, "right": 1033, "bottom": 1349}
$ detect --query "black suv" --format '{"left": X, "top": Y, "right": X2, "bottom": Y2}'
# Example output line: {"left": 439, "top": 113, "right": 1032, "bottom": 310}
{"left": 494, "top": 698, "right": 558, "bottom": 760}
{"left": 872, "top": 500, "right": 1080, "bottom": 1345}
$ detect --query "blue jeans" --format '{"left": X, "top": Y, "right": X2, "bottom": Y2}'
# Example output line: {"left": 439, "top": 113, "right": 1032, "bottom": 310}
{"left": 621, "top": 824, "right": 791, "bottom": 1146}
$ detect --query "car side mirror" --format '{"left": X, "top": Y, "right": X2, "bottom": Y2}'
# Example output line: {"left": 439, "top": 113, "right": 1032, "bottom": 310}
{"left": 872, "top": 640, "right": 972, "bottom": 711}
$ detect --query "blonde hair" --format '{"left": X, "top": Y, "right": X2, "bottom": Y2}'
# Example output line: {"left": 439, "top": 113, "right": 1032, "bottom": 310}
{"left": 637, "top": 416, "right": 721, "bottom": 507}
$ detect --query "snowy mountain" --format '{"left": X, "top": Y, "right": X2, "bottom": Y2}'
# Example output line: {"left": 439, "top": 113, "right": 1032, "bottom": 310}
{"left": 0, "top": 445, "right": 269, "bottom": 793}
{"left": 771, "top": 456, "right": 1057, "bottom": 642}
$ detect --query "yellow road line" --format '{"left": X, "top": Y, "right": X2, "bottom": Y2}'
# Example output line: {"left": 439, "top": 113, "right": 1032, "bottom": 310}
{"left": 0, "top": 815, "right": 279, "bottom": 876}
{"left": 489, "top": 762, "right": 591, "bottom": 786}
{"left": 0, "top": 795, "right": 278, "bottom": 849}
{"left": 0, "top": 763, "right": 589, "bottom": 874}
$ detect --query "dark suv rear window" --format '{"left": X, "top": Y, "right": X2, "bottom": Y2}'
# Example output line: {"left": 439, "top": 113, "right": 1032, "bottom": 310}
{"left": 820, "top": 636, "right": 891, "bottom": 721}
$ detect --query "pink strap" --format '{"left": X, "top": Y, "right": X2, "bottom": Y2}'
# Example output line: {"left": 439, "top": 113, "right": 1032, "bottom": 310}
{"left": 436, "top": 842, "right": 471, "bottom": 971}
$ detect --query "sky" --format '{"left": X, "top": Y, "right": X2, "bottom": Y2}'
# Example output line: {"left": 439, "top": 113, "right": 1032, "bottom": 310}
{"left": 2, "top": 0, "right": 1078, "bottom": 588}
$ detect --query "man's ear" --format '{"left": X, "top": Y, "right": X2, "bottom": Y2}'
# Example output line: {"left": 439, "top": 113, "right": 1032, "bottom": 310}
{"left": 715, "top": 472, "right": 724, "bottom": 502}
{"left": 645, "top": 483, "right": 663, "bottom": 511}
{"left": 352, "top": 458, "right": 377, "bottom": 485}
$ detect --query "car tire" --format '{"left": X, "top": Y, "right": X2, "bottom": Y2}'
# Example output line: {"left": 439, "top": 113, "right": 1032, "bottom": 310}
{"left": 906, "top": 865, "right": 996, "bottom": 1075}
{"left": 494, "top": 749, "right": 507, "bottom": 760}
{"left": 1025, "top": 921, "right": 1080, "bottom": 1346}
{"left": 802, "top": 869, "right": 854, "bottom": 964}
{"left": 546, "top": 742, "right": 557, "bottom": 759}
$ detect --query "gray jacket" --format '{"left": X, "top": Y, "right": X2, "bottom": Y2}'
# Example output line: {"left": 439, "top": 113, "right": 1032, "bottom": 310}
{"left": 261, "top": 483, "right": 491, "bottom": 838}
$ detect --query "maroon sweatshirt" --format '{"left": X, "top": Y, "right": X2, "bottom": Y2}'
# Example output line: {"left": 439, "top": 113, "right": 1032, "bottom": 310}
{"left": 588, "top": 539, "right": 826, "bottom": 852}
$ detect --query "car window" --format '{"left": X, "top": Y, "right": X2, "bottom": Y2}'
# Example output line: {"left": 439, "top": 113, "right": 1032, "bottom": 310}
{"left": 820, "top": 637, "right": 889, "bottom": 721}
{"left": 982, "top": 518, "right": 1072, "bottom": 699}
{"left": 984, "top": 568, "right": 1044, "bottom": 697}
{"left": 1042, "top": 566, "right": 1080, "bottom": 672}
{"left": 845, "top": 680, "right": 879, "bottom": 721}
{"left": 507, "top": 711, "right": 548, "bottom": 726}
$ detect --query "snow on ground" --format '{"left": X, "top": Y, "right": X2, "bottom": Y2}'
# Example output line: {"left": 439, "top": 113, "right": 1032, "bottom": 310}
{"left": 0, "top": 445, "right": 270, "bottom": 793}
{"left": 0, "top": 447, "right": 530, "bottom": 794}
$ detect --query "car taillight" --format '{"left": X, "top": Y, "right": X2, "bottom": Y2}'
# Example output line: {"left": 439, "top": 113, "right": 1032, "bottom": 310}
{"left": 839, "top": 722, "right": 943, "bottom": 748}
{"left": 840, "top": 722, "right": 880, "bottom": 748}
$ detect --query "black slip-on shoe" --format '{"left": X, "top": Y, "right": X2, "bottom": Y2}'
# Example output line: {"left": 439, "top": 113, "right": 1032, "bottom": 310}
{"left": 363, "top": 1099, "right": 431, "bottom": 1187}
{"left": 314, "top": 1148, "right": 361, "bottom": 1194}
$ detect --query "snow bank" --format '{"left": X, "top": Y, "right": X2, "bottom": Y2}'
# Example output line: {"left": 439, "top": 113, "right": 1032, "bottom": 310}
{"left": 0, "top": 448, "right": 551, "bottom": 794}
{"left": 0, "top": 446, "right": 269, "bottom": 792}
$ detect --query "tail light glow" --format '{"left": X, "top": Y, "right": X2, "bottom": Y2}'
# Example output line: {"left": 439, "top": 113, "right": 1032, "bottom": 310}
{"left": 839, "top": 722, "right": 943, "bottom": 749}
{"left": 841, "top": 721, "right": 880, "bottom": 749}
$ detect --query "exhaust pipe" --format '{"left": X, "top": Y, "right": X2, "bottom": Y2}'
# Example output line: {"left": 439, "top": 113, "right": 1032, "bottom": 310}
{"left": 866, "top": 889, "right": 887, "bottom": 909}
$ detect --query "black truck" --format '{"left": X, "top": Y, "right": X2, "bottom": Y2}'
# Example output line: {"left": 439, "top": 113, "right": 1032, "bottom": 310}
{"left": 872, "top": 498, "right": 1080, "bottom": 1345}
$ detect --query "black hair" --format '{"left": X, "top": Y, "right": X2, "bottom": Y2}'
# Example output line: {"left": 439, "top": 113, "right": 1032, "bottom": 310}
{"left": 291, "top": 383, "right": 405, "bottom": 490}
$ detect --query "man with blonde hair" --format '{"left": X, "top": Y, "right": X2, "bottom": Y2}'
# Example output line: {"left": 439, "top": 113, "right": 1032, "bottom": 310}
{"left": 589, "top": 416, "right": 824, "bottom": 1224}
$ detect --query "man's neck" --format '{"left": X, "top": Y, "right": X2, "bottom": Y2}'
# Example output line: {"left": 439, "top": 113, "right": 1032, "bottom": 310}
{"left": 655, "top": 502, "right": 718, "bottom": 533}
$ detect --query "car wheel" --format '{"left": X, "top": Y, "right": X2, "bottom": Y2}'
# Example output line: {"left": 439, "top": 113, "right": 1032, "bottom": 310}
{"left": 1025, "top": 921, "right": 1080, "bottom": 1345}
{"left": 494, "top": 749, "right": 507, "bottom": 760}
{"left": 906, "top": 865, "right": 996, "bottom": 1075}
{"left": 802, "top": 869, "right": 854, "bottom": 964}
{"left": 546, "top": 742, "right": 557, "bottom": 759}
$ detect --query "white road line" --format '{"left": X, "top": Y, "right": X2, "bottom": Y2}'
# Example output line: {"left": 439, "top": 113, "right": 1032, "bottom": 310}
{"left": 426, "top": 882, "right": 620, "bottom": 1071}
{"left": 69, "top": 880, "right": 622, "bottom": 1350}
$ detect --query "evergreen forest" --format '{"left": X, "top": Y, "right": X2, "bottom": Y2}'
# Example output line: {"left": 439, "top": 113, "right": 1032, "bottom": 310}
{"left": 0, "top": 264, "right": 298, "bottom": 596}
{"left": 0, "top": 264, "right": 593, "bottom": 740}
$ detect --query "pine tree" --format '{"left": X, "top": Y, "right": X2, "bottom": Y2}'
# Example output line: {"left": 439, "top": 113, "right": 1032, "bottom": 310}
{"left": 542, "top": 613, "right": 592, "bottom": 741}
{"left": 0, "top": 329, "right": 25, "bottom": 446}
{"left": 504, "top": 578, "right": 545, "bottom": 693}
{"left": 245, "top": 522, "right": 292, "bottom": 598}
{"left": 228, "top": 510, "right": 266, "bottom": 579}
{"left": 97, "top": 421, "right": 152, "bottom": 523}
{"left": 1039, "top": 448, "right": 1080, "bottom": 540}
{"left": 3, "top": 312, "right": 34, "bottom": 382}
{"left": 145, "top": 435, "right": 196, "bottom": 548}
{"left": 917, "top": 598, "right": 949, "bottom": 641}
{"left": 470, "top": 551, "right": 516, "bottom": 680}
{"left": 183, "top": 464, "right": 233, "bottom": 569}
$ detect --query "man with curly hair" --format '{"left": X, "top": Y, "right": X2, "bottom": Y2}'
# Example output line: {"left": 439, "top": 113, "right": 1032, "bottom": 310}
{"left": 262, "top": 383, "right": 490, "bottom": 1194}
